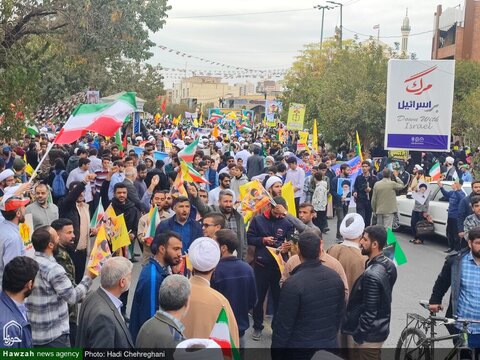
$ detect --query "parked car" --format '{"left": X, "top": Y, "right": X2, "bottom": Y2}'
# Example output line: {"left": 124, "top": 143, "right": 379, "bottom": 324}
{"left": 394, "top": 181, "right": 472, "bottom": 238}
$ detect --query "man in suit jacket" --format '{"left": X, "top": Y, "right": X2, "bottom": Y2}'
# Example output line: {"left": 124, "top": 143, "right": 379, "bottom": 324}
{"left": 371, "top": 168, "right": 405, "bottom": 229}
{"left": 122, "top": 166, "right": 150, "bottom": 212}
{"left": 76, "top": 257, "right": 134, "bottom": 348}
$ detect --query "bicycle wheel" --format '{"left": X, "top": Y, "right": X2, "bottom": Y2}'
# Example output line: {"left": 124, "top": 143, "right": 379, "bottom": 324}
{"left": 395, "top": 327, "right": 430, "bottom": 360}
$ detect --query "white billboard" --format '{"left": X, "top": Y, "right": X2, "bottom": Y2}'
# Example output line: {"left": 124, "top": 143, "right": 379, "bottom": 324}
{"left": 384, "top": 60, "right": 455, "bottom": 151}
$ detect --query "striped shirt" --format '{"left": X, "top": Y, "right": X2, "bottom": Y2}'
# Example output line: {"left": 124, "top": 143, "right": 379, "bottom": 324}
{"left": 26, "top": 252, "right": 92, "bottom": 345}
{"left": 457, "top": 252, "right": 480, "bottom": 334}
{"left": 94, "top": 168, "right": 109, "bottom": 193}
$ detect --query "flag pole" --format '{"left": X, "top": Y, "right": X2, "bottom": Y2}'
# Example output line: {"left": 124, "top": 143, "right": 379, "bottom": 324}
{"left": 29, "top": 142, "right": 54, "bottom": 183}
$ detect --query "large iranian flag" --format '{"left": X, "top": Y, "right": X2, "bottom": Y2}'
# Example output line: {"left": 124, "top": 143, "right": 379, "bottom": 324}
{"left": 209, "top": 308, "right": 240, "bottom": 360}
{"left": 54, "top": 92, "right": 137, "bottom": 144}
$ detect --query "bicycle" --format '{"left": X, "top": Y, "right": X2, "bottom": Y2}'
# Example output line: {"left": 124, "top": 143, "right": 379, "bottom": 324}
{"left": 395, "top": 300, "right": 480, "bottom": 360}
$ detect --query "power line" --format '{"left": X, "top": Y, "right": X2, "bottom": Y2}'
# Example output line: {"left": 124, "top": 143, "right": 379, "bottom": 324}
{"left": 342, "top": 23, "right": 454, "bottom": 39}
{"left": 169, "top": 8, "right": 313, "bottom": 19}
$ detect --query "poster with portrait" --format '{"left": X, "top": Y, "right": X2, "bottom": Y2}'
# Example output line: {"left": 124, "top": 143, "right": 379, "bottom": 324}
{"left": 88, "top": 224, "right": 112, "bottom": 276}
{"left": 411, "top": 181, "right": 430, "bottom": 205}
{"left": 337, "top": 178, "right": 351, "bottom": 202}
{"left": 86, "top": 90, "right": 100, "bottom": 104}
{"left": 265, "top": 100, "right": 282, "bottom": 127}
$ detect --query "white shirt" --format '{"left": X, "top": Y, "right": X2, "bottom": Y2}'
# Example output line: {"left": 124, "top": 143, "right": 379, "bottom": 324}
{"left": 88, "top": 156, "right": 103, "bottom": 173}
{"left": 235, "top": 149, "right": 250, "bottom": 170}
{"left": 208, "top": 187, "right": 236, "bottom": 205}
{"left": 285, "top": 167, "right": 305, "bottom": 198}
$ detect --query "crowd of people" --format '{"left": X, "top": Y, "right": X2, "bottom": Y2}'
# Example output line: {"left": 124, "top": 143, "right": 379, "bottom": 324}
{"left": 0, "top": 119, "right": 479, "bottom": 359}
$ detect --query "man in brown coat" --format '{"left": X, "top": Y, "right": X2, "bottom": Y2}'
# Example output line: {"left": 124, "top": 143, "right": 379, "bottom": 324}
{"left": 327, "top": 212, "right": 367, "bottom": 355}
{"left": 181, "top": 237, "right": 240, "bottom": 348}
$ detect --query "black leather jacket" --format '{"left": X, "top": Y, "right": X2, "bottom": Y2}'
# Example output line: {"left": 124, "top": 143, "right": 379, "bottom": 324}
{"left": 342, "top": 254, "right": 397, "bottom": 343}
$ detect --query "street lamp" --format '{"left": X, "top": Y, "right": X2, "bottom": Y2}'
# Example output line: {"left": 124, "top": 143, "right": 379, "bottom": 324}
{"left": 314, "top": 5, "right": 334, "bottom": 49}
{"left": 327, "top": 1, "right": 343, "bottom": 49}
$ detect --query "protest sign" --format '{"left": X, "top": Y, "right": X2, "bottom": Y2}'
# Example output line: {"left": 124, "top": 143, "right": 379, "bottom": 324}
{"left": 385, "top": 60, "right": 455, "bottom": 151}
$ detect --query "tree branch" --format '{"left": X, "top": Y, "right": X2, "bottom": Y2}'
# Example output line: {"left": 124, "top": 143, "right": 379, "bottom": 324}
{"left": 1, "top": 9, "right": 59, "bottom": 50}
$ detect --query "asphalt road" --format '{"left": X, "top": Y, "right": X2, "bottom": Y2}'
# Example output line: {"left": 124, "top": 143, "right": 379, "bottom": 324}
{"left": 91, "top": 216, "right": 453, "bottom": 351}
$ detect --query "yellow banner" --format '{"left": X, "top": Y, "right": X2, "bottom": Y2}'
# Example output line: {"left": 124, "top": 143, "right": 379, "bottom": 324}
{"left": 388, "top": 150, "right": 409, "bottom": 161}
{"left": 266, "top": 246, "right": 285, "bottom": 273}
{"left": 286, "top": 103, "right": 306, "bottom": 131}
{"left": 88, "top": 225, "right": 112, "bottom": 276}
{"left": 239, "top": 180, "right": 274, "bottom": 223}
{"left": 281, "top": 181, "right": 297, "bottom": 216}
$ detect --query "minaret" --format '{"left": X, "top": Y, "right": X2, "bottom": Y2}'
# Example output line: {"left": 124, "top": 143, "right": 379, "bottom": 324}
{"left": 401, "top": 8, "right": 411, "bottom": 54}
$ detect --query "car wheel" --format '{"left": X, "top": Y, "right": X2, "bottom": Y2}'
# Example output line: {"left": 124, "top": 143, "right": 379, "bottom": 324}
{"left": 392, "top": 213, "right": 401, "bottom": 232}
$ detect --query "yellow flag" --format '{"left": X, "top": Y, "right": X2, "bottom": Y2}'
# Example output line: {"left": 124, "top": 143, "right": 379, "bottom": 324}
{"left": 193, "top": 117, "right": 199, "bottom": 127}
{"left": 298, "top": 131, "right": 309, "bottom": 154}
{"left": 88, "top": 224, "right": 112, "bottom": 276}
{"left": 312, "top": 119, "right": 318, "bottom": 152}
{"left": 212, "top": 125, "right": 219, "bottom": 138}
{"left": 356, "top": 131, "right": 364, "bottom": 162}
{"left": 111, "top": 214, "right": 131, "bottom": 252}
{"left": 281, "top": 181, "right": 296, "bottom": 216}
{"left": 164, "top": 137, "right": 172, "bottom": 152}
{"left": 266, "top": 246, "right": 284, "bottom": 273}
{"left": 23, "top": 154, "right": 34, "bottom": 176}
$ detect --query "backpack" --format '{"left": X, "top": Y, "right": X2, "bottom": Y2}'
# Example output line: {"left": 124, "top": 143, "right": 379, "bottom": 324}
{"left": 52, "top": 170, "right": 67, "bottom": 197}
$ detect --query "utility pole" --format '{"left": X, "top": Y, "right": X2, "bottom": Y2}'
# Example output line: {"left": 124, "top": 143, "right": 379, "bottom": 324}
{"left": 327, "top": 1, "right": 343, "bottom": 49}
{"left": 314, "top": 5, "right": 334, "bottom": 49}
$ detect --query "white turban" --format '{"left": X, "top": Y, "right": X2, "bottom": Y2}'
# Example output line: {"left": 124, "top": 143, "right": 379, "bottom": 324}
{"left": 340, "top": 213, "right": 365, "bottom": 240}
{"left": 265, "top": 176, "right": 283, "bottom": 191}
{"left": 188, "top": 237, "right": 220, "bottom": 272}
{"left": 0, "top": 169, "right": 14, "bottom": 182}
{"left": 446, "top": 156, "right": 455, "bottom": 165}
{"left": 174, "top": 339, "right": 223, "bottom": 360}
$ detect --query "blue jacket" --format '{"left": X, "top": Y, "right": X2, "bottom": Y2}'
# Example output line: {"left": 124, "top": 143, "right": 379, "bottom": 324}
{"left": 0, "top": 292, "right": 32, "bottom": 348}
{"left": 205, "top": 169, "right": 219, "bottom": 192}
{"left": 155, "top": 216, "right": 203, "bottom": 254}
{"left": 211, "top": 257, "right": 257, "bottom": 337}
{"left": 247, "top": 211, "right": 294, "bottom": 267}
{"left": 440, "top": 187, "right": 466, "bottom": 218}
{"left": 129, "top": 258, "right": 169, "bottom": 342}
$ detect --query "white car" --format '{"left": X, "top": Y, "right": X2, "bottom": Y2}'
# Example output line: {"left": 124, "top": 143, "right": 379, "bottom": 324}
{"left": 395, "top": 181, "right": 472, "bottom": 238}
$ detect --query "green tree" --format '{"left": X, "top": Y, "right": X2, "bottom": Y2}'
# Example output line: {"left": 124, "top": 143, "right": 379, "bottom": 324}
{"left": 451, "top": 60, "right": 480, "bottom": 140}
{"left": 0, "top": 0, "right": 171, "bottom": 138}
{"left": 282, "top": 38, "right": 396, "bottom": 148}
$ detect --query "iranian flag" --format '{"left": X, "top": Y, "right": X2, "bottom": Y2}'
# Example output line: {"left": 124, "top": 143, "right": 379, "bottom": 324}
{"left": 144, "top": 206, "right": 160, "bottom": 246}
{"left": 178, "top": 137, "right": 199, "bottom": 163}
{"left": 90, "top": 202, "right": 105, "bottom": 228}
{"left": 54, "top": 92, "right": 137, "bottom": 144}
{"left": 180, "top": 160, "right": 209, "bottom": 184}
{"left": 429, "top": 161, "right": 441, "bottom": 180}
{"left": 209, "top": 308, "right": 240, "bottom": 360}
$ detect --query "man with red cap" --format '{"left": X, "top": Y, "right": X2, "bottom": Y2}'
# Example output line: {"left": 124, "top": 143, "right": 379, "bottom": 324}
{"left": 0, "top": 193, "right": 30, "bottom": 289}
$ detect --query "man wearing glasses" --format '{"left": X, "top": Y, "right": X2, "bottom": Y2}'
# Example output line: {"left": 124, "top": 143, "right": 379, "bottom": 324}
{"left": 202, "top": 213, "right": 225, "bottom": 239}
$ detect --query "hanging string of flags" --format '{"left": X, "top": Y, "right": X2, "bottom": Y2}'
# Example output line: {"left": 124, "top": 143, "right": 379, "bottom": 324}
{"left": 160, "top": 69, "right": 286, "bottom": 79}
{"left": 157, "top": 45, "right": 288, "bottom": 78}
